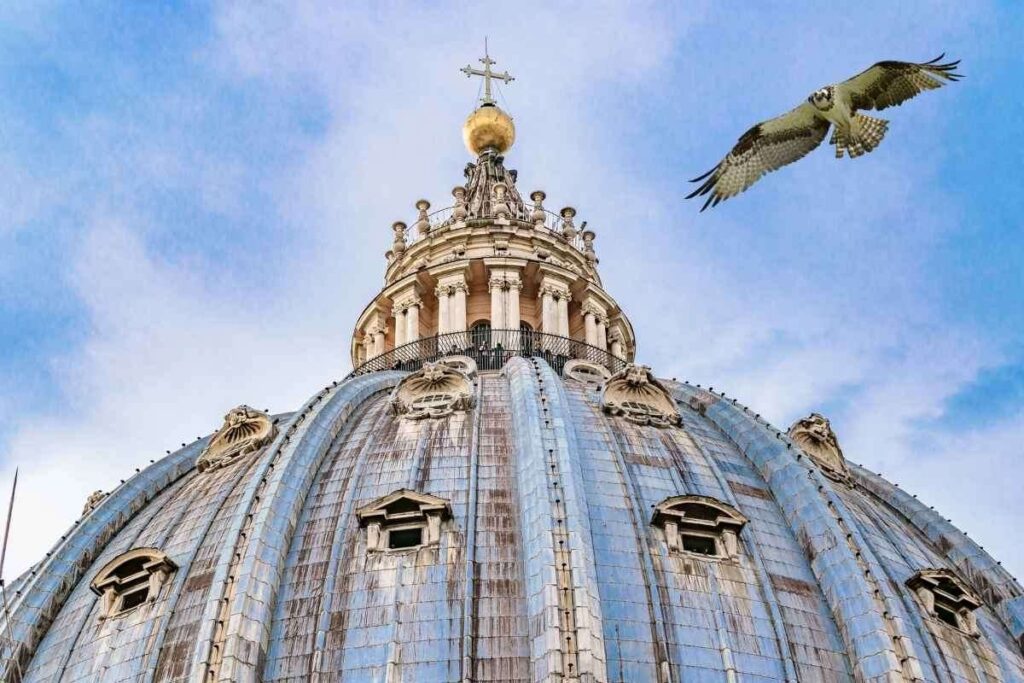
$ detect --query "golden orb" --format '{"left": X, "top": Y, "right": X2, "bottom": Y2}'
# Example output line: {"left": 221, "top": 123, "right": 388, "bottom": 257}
{"left": 462, "top": 104, "right": 515, "bottom": 156}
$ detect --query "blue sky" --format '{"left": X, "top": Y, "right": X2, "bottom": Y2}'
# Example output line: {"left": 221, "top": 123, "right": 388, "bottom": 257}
{"left": 1, "top": 1, "right": 1022, "bottom": 579}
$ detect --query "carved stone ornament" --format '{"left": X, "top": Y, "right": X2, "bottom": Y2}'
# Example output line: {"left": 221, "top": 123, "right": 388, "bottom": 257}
{"left": 787, "top": 412, "right": 850, "bottom": 480}
{"left": 196, "top": 405, "right": 278, "bottom": 473}
{"left": 436, "top": 355, "right": 479, "bottom": 379}
{"left": 601, "top": 364, "right": 681, "bottom": 427}
{"left": 82, "top": 490, "right": 107, "bottom": 517}
{"left": 390, "top": 361, "right": 476, "bottom": 420}
{"left": 563, "top": 359, "right": 611, "bottom": 386}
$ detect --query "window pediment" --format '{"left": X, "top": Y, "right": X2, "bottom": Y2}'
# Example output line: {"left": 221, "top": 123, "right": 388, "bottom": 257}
{"left": 651, "top": 495, "right": 747, "bottom": 560}
{"left": 601, "top": 364, "right": 680, "bottom": 427}
{"left": 907, "top": 568, "right": 982, "bottom": 636}
{"left": 356, "top": 489, "right": 452, "bottom": 552}
{"left": 390, "top": 361, "right": 476, "bottom": 420}
{"left": 90, "top": 548, "right": 177, "bottom": 619}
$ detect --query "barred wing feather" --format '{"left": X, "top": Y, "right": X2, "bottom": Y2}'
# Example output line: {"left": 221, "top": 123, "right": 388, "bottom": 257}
{"left": 839, "top": 54, "right": 962, "bottom": 112}
{"left": 687, "top": 103, "right": 830, "bottom": 211}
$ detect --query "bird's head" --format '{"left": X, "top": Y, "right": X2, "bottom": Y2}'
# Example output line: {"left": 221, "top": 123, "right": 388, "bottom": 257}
{"left": 808, "top": 86, "right": 834, "bottom": 110}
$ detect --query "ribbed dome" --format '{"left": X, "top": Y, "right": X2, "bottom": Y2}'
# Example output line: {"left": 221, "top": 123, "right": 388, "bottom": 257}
{"left": 4, "top": 358, "right": 1023, "bottom": 682}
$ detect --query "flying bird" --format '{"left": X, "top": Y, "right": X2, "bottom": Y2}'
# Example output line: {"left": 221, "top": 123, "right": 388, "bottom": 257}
{"left": 687, "top": 55, "right": 962, "bottom": 211}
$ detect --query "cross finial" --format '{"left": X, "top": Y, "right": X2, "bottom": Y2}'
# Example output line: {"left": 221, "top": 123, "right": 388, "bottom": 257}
{"left": 460, "top": 38, "right": 514, "bottom": 106}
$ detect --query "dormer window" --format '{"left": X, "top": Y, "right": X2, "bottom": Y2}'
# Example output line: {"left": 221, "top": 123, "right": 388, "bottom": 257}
{"left": 356, "top": 489, "right": 452, "bottom": 552}
{"left": 651, "top": 495, "right": 748, "bottom": 561}
{"left": 90, "top": 548, "right": 177, "bottom": 619}
{"left": 907, "top": 569, "right": 982, "bottom": 637}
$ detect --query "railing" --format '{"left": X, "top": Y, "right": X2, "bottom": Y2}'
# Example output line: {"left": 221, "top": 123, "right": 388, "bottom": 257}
{"left": 347, "top": 329, "right": 626, "bottom": 378}
{"left": 401, "top": 206, "right": 588, "bottom": 255}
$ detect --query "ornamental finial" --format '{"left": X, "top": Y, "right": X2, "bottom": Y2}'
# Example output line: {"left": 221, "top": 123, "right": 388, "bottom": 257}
{"left": 461, "top": 40, "right": 516, "bottom": 156}
{"left": 460, "top": 37, "right": 514, "bottom": 106}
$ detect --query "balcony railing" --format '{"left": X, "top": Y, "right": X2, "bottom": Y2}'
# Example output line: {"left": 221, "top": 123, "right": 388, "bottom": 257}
{"left": 401, "top": 206, "right": 587, "bottom": 255}
{"left": 347, "top": 329, "right": 626, "bottom": 378}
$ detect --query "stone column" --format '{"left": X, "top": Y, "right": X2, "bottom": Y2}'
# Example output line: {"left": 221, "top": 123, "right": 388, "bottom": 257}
{"left": 452, "top": 282, "right": 468, "bottom": 347}
{"left": 436, "top": 285, "right": 450, "bottom": 335}
{"left": 540, "top": 286, "right": 556, "bottom": 336}
{"left": 406, "top": 300, "right": 420, "bottom": 342}
{"left": 610, "top": 335, "right": 624, "bottom": 360}
{"left": 557, "top": 292, "right": 570, "bottom": 338}
{"left": 489, "top": 275, "right": 505, "bottom": 329}
{"left": 373, "top": 326, "right": 386, "bottom": 356}
{"left": 597, "top": 317, "right": 608, "bottom": 351}
{"left": 583, "top": 310, "right": 597, "bottom": 346}
{"left": 394, "top": 307, "right": 407, "bottom": 347}
{"left": 506, "top": 279, "right": 522, "bottom": 335}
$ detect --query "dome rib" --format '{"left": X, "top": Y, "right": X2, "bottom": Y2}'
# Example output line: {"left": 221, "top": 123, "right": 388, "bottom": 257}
{"left": 306, "top": 391, "right": 397, "bottom": 674}
{"left": 506, "top": 357, "right": 609, "bottom": 680}
{"left": 193, "top": 372, "right": 403, "bottom": 681}
{"left": 670, "top": 383, "right": 923, "bottom": 681}
{"left": 672, "top": 417, "right": 802, "bottom": 681}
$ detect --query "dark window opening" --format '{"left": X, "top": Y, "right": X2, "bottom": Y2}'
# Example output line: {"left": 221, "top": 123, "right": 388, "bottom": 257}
{"left": 385, "top": 499, "right": 421, "bottom": 514}
{"left": 934, "top": 603, "right": 960, "bottom": 628}
{"left": 470, "top": 321, "right": 491, "bottom": 348}
{"left": 681, "top": 534, "right": 718, "bottom": 556}
{"left": 120, "top": 588, "right": 148, "bottom": 612}
{"left": 114, "top": 557, "right": 148, "bottom": 579}
{"left": 388, "top": 527, "right": 423, "bottom": 549}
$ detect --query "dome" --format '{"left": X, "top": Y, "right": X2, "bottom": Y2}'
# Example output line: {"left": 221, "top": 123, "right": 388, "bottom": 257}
{"left": 463, "top": 104, "right": 515, "bottom": 156}
{"left": 4, "top": 51, "right": 1024, "bottom": 683}
{"left": 5, "top": 363, "right": 1024, "bottom": 681}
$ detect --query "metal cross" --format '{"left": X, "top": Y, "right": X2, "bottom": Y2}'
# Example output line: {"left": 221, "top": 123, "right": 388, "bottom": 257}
{"left": 460, "top": 39, "right": 514, "bottom": 106}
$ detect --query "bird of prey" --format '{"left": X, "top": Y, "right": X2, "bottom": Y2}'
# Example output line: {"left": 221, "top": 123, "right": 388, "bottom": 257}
{"left": 687, "top": 55, "right": 962, "bottom": 211}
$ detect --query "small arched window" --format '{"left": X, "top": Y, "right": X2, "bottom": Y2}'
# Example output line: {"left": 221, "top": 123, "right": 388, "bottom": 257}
{"left": 651, "top": 495, "right": 748, "bottom": 561}
{"left": 907, "top": 569, "right": 982, "bottom": 637}
{"left": 90, "top": 548, "right": 177, "bottom": 619}
{"left": 470, "top": 320, "right": 491, "bottom": 348}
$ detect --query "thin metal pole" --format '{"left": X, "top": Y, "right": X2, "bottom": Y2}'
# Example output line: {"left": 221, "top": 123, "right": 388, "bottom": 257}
{"left": 0, "top": 468, "right": 24, "bottom": 681}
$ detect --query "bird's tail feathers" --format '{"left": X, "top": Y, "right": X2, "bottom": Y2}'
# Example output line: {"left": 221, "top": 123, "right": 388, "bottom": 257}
{"left": 833, "top": 115, "right": 889, "bottom": 159}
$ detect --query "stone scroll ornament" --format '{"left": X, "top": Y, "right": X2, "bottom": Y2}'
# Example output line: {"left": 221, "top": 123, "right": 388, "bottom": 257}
{"left": 196, "top": 405, "right": 278, "bottom": 473}
{"left": 787, "top": 412, "right": 851, "bottom": 480}
{"left": 389, "top": 361, "right": 476, "bottom": 420}
{"left": 601, "top": 364, "right": 681, "bottom": 427}
{"left": 81, "top": 490, "right": 107, "bottom": 517}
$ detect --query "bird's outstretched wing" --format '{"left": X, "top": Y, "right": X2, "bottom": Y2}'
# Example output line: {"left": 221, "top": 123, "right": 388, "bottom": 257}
{"left": 838, "top": 54, "right": 962, "bottom": 112}
{"left": 687, "top": 102, "right": 830, "bottom": 211}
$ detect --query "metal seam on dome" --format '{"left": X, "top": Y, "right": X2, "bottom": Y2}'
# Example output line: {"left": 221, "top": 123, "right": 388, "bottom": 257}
{"left": 192, "top": 374, "right": 400, "bottom": 681}
{"left": 668, "top": 382, "right": 911, "bottom": 680}
{"left": 0, "top": 440, "right": 201, "bottom": 681}
{"left": 310, "top": 393, "right": 397, "bottom": 675}
{"left": 849, "top": 464, "right": 1024, "bottom": 649}
{"left": 48, "top": 473, "right": 192, "bottom": 681}
{"left": 142, "top": 455, "right": 267, "bottom": 679}
{"left": 672, "top": 415, "right": 800, "bottom": 682}
{"left": 595, "top": 395, "right": 676, "bottom": 679}
{"left": 458, "top": 379, "right": 484, "bottom": 681}
{"left": 507, "top": 357, "right": 608, "bottom": 680}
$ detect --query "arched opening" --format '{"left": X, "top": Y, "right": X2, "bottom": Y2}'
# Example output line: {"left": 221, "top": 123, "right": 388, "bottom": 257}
{"left": 519, "top": 321, "right": 534, "bottom": 355}
{"left": 469, "top": 320, "right": 491, "bottom": 349}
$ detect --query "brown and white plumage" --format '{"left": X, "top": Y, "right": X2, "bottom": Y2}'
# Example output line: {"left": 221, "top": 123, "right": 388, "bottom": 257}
{"left": 687, "top": 55, "right": 962, "bottom": 211}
